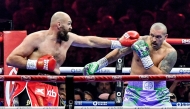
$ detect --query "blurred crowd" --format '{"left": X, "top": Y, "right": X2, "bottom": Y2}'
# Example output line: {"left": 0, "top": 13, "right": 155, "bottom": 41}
{"left": 0, "top": 0, "right": 190, "bottom": 106}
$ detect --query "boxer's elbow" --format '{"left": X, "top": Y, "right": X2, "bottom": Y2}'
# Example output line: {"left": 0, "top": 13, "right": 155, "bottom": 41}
{"left": 6, "top": 55, "right": 21, "bottom": 66}
{"left": 147, "top": 66, "right": 165, "bottom": 75}
{"left": 6, "top": 55, "right": 15, "bottom": 66}
{"left": 6, "top": 55, "right": 27, "bottom": 68}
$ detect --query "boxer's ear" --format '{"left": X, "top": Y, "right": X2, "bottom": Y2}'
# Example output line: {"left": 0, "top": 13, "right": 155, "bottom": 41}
{"left": 57, "top": 22, "right": 61, "bottom": 29}
{"left": 165, "top": 34, "right": 168, "bottom": 39}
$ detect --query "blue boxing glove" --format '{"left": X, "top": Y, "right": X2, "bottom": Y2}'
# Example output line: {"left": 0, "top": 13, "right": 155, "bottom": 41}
{"left": 131, "top": 40, "right": 154, "bottom": 69}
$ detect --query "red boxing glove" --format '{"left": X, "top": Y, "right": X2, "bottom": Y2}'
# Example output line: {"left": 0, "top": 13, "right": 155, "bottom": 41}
{"left": 27, "top": 54, "right": 56, "bottom": 72}
{"left": 119, "top": 31, "right": 139, "bottom": 47}
{"left": 37, "top": 55, "right": 56, "bottom": 71}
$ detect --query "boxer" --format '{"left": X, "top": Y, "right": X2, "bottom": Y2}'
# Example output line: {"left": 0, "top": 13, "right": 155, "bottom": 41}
{"left": 6, "top": 11, "right": 139, "bottom": 106}
{"left": 83, "top": 22, "right": 177, "bottom": 106}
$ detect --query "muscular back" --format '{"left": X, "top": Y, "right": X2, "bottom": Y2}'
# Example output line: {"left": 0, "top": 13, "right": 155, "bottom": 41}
{"left": 130, "top": 36, "right": 176, "bottom": 75}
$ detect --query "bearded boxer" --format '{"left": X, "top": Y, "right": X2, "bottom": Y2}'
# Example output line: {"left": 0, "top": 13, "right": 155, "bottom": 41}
{"left": 83, "top": 22, "right": 177, "bottom": 106}
{"left": 6, "top": 11, "right": 139, "bottom": 106}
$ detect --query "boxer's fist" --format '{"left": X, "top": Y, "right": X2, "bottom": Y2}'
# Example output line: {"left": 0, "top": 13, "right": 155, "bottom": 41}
{"left": 37, "top": 55, "right": 56, "bottom": 71}
{"left": 83, "top": 62, "right": 99, "bottom": 75}
{"left": 119, "top": 31, "right": 139, "bottom": 47}
{"left": 26, "top": 54, "right": 56, "bottom": 72}
{"left": 131, "top": 40, "right": 153, "bottom": 69}
{"left": 83, "top": 57, "right": 108, "bottom": 75}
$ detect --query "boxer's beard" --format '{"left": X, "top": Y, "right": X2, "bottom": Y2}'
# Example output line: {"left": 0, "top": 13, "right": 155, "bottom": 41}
{"left": 57, "top": 27, "right": 69, "bottom": 41}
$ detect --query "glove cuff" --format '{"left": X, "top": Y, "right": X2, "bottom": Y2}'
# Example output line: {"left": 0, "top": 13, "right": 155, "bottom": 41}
{"left": 111, "top": 40, "right": 123, "bottom": 49}
{"left": 141, "top": 56, "right": 154, "bottom": 69}
{"left": 97, "top": 57, "right": 108, "bottom": 70}
{"left": 26, "top": 59, "right": 37, "bottom": 70}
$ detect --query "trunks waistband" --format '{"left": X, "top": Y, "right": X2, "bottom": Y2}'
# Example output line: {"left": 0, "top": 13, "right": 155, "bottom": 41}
{"left": 127, "top": 81, "right": 166, "bottom": 90}
{"left": 17, "top": 69, "right": 58, "bottom": 86}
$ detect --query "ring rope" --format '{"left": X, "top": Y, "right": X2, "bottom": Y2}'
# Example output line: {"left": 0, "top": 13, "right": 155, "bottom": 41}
{"left": 0, "top": 75, "right": 188, "bottom": 82}
{"left": 108, "top": 38, "right": 190, "bottom": 45}
{"left": 59, "top": 67, "right": 190, "bottom": 74}
{"left": 0, "top": 37, "right": 190, "bottom": 45}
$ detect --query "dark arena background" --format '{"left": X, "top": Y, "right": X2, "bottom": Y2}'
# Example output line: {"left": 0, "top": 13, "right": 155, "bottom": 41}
{"left": 0, "top": 0, "right": 190, "bottom": 108}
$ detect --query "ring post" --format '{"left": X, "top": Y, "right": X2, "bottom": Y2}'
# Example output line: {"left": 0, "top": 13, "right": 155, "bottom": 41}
{"left": 115, "top": 56, "right": 124, "bottom": 106}
{"left": 65, "top": 75, "right": 74, "bottom": 109}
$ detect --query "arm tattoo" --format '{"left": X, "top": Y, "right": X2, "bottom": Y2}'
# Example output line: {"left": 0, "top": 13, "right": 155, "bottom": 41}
{"left": 118, "top": 47, "right": 132, "bottom": 56}
{"left": 159, "top": 51, "right": 177, "bottom": 74}
{"left": 108, "top": 48, "right": 132, "bottom": 63}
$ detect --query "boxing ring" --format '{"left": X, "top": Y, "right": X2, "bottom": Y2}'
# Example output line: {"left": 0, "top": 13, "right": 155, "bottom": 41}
{"left": 1, "top": 31, "right": 190, "bottom": 109}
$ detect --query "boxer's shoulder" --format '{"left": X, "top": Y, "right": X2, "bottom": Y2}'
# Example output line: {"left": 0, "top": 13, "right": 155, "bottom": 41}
{"left": 67, "top": 32, "right": 81, "bottom": 41}
{"left": 25, "top": 30, "right": 47, "bottom": 42}
{"left": 139, "top": 35, "right": 149, "bottom": 41}
{"left": 67, "top": 32, "right": 78, "bottom": 38}
{"left": 163, "top": 41, "right": 176, "bottom": 53}
{"left": 28, "top": 30, "right": 46, "bottom": 37}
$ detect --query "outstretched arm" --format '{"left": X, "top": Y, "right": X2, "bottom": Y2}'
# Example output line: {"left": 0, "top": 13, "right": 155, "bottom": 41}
{"left": 70, "top": 31, "right": 139, "bottom": 49}
{"left": 105, "top": 47, "right": 132, "bottom": 64}
{"left": 147, "top": 50, "right": 177, "bottom": 74}
{"left": 72, "top": 35, "right": 113, "bottom": 48}
{"left": 83, "top": 47, "right": 132, "bottom": 75}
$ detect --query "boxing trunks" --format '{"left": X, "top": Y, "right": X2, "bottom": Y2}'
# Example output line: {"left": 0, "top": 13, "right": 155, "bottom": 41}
{"left": 10, "top": 69, "right": 59, "bottom": 106}
{"left": 123, "top": 81, "right": 172, "bottom": 106}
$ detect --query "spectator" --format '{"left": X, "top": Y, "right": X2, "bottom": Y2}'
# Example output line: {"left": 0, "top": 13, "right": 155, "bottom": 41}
{"left": 96, "top": 82, "right": 113, "bottom": 100}
{"left": 181, "top": 88, "right": 190, "bottom": 102}
{"left": 84, "top": 91, "right": 94, "bottom": 101}
{"left": 74, "top": 89, "right": 84, "bottom": 101}
{"left": 138, "top": 10, "right": 155, "bottom": 35}
{"left": 169, "top": 93, "right": 177, "bottom": 102}
{"left": 108, "top": 91, "right": 116, "bottom": 101}
{"left": 59, "top": 83, "right": 66, "bottom": 94}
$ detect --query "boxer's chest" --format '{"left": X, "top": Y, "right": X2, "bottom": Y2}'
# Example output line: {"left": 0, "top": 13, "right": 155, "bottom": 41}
{"left": 149, "top": 49, "right": 166, "bottom": 67}
{"left": 133, "top": 47, "right": 166, "bottom": 67}
{"left": 37, "top": 39, "right": 72, "bottom": 64}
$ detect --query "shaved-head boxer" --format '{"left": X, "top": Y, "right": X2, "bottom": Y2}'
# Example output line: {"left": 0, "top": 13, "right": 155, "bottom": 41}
{"left": 84, "top": 22, "right": 177, "bottom": 106}
{"left": 6, "top": 11, "right": 139, "bottom": 106}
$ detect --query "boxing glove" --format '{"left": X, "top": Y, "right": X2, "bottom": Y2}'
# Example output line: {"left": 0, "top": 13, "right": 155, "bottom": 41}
{"left": 131, "top": 40, "right": 154, "bottom": 69}
{"left": 119, "top": 31, "right": 140, "bottom": 46}
{"left": 111, "top": 31, "right": 139, "bottom": 49}
{"left": 26, "top": 54, "right": 56, "bottom": 72}
{"left": 83, "top": 57, "right": 108, "bottom": 75}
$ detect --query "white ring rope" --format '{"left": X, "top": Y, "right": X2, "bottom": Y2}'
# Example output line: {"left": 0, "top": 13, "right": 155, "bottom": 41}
{"left": 60, "top": 67, "right": 190, "bottom": 74}
{"left": 1, "top": 67, "right": 189, "bottom": 74}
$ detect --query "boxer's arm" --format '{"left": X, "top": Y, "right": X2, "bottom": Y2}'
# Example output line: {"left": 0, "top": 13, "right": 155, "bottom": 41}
{"left": 147, "top": 49, "right": 177, "bottom": 74}
{"left": 105, "top": 47, "right": 132, "bottom": 64}
{"left": 70, "top": 32, "right": 112, "bottom": 48}
{"left": 70, "top": 31, "right": 139, "bottom": 48}
{"left": 6, "top": 33, "right": 41, "bottom": 68}
{"left": 83, "top": 47, "right": 132, "bottom": 75}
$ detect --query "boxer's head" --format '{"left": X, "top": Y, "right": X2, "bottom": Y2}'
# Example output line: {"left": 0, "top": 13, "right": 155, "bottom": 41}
{"left": 50, "top": 11, "right": 72, "bottom": 41}
{"left": 150, "top": 22, "right": 168, "bottom": 50}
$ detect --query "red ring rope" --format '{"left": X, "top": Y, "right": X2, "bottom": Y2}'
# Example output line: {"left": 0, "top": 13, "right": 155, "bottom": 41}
{"left": 107, "top": 38, "right": 190, "bottom": 45}
{"left": 0, "top": 75, "right": 189, "bottom": 82}
{"left": 0, "top": 35, "right": 189, "bottom": 45}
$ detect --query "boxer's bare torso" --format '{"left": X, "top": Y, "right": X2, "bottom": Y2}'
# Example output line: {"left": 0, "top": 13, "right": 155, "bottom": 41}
{"left": 27, "top": 30, "right": 74, "bottom": 74}
{"left": 7, "top": 12, "right": 115, "bottom": 75}
{"left": 130, "top": 36, "right": 176, "bottom": 75}
{"left": 7, "top": 27, "right": 113, "bottom": 75}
